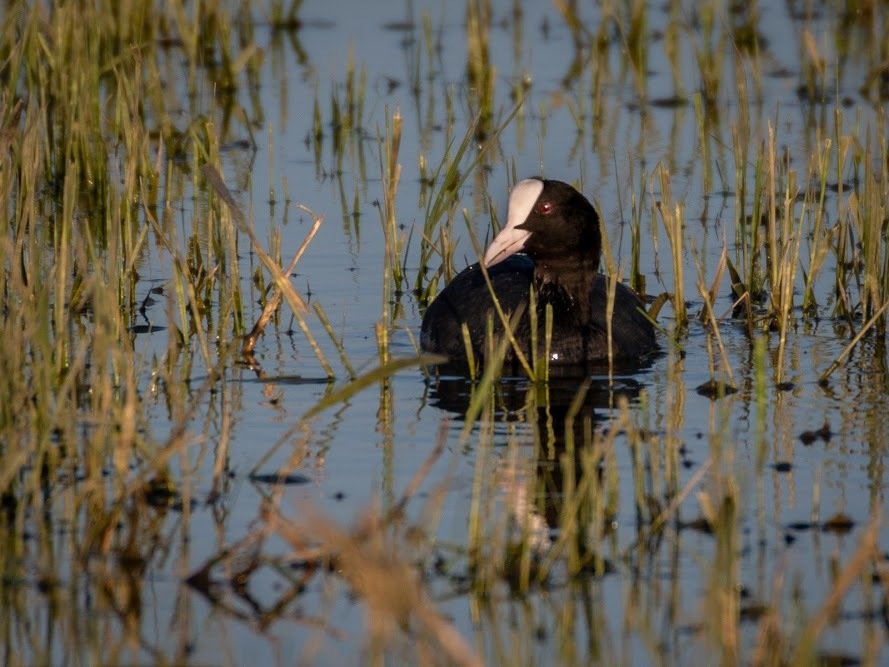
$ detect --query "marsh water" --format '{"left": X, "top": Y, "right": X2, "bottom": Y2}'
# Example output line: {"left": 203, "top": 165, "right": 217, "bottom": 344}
{"left": 5, "top": 1, "right": 889, "bottom": 665}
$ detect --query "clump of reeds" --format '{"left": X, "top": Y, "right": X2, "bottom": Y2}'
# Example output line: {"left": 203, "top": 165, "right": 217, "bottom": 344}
{"left": 0, "top": 2, "right": 327, "bottom": 660}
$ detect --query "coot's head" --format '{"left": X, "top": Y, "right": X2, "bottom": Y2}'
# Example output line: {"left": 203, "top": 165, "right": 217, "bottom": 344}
{"left": 483, "top": 178, "right": 602, "bottom": 270}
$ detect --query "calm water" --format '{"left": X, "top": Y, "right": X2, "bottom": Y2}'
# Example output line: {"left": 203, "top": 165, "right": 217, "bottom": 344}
{"left": 29, "top": 1, "right": 889, "bottom": 665}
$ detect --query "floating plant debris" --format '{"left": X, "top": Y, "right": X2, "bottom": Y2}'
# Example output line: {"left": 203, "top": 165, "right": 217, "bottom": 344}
{"left": 821, "top": 513, "right": 856, "bottom": 534}
{"left": 695, "top": 379, "right": 738, "bottom": 399}
{"left": 739, "top": 603, "right": 770, "bottom": 622}
{"left": 128, "top": 324, "right": 166, "bottom": 334}
{"left": 799, "top": 421, "right": 833, "bottom": 445}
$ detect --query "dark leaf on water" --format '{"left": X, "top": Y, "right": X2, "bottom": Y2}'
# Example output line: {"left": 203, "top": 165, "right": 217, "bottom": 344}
{"left": 650, "top": 95, "right": 688, "bottom": 108}
{"left": 786, "top": 521, "right": 816, "bottom": 531}
{"left": 799, "top": 420, "right": 832, "bottom": 445}
{"left": 129, "top": 324, "right": 166, "bottom": 334}
{"left": 249, "top": 472, "right": 311, "bottom": 485}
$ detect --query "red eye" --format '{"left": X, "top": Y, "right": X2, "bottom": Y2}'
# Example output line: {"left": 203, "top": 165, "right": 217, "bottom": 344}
{"left": 536, "top": 200, "right": 554, "bottom": 215}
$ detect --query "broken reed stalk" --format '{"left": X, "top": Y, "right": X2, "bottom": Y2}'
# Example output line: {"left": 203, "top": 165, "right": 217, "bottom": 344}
{"left": 696, "top": 245, "right": 735, "bottom": 385}
{"left": 818, "top": 299, "right": 889, "bottom": 384}
{"left": 202, "top": 164, "right": 335, "bottom": 377}
{"left": 242, "top": 205, "right": 323, "bottom": 357}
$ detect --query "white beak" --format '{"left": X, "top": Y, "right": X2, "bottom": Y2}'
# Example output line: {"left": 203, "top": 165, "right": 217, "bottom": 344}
{"left": 482, "top": 179, "right": 543, "bottom": 268}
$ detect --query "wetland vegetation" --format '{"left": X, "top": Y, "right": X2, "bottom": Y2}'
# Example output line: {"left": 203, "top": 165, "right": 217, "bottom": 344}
{"left": 1, "top": 0, "right": 888, "bottom": 665}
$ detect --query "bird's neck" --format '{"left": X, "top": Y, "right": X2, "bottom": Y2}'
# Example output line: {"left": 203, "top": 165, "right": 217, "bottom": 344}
{"left": 532, "top": 256, "right": 598, "bottom": 320}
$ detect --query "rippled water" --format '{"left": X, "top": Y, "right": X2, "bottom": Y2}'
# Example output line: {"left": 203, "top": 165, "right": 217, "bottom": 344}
{"left": 25, "top": 1, "right": 889, "bottom": 665}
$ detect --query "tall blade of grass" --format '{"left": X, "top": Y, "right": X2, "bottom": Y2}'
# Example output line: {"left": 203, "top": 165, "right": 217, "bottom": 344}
{"left": 301, "top": 355, "right": 442, "bottom": 420}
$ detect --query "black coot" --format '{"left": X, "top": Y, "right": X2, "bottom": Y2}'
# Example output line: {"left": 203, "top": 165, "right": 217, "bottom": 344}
{"left": 420, "top": 178, "right": 657, "bottom": 373}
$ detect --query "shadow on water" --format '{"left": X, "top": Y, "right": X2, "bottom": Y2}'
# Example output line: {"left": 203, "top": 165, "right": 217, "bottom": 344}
{"left": 425, "top": 369, "right": 649, "bottom": 428}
